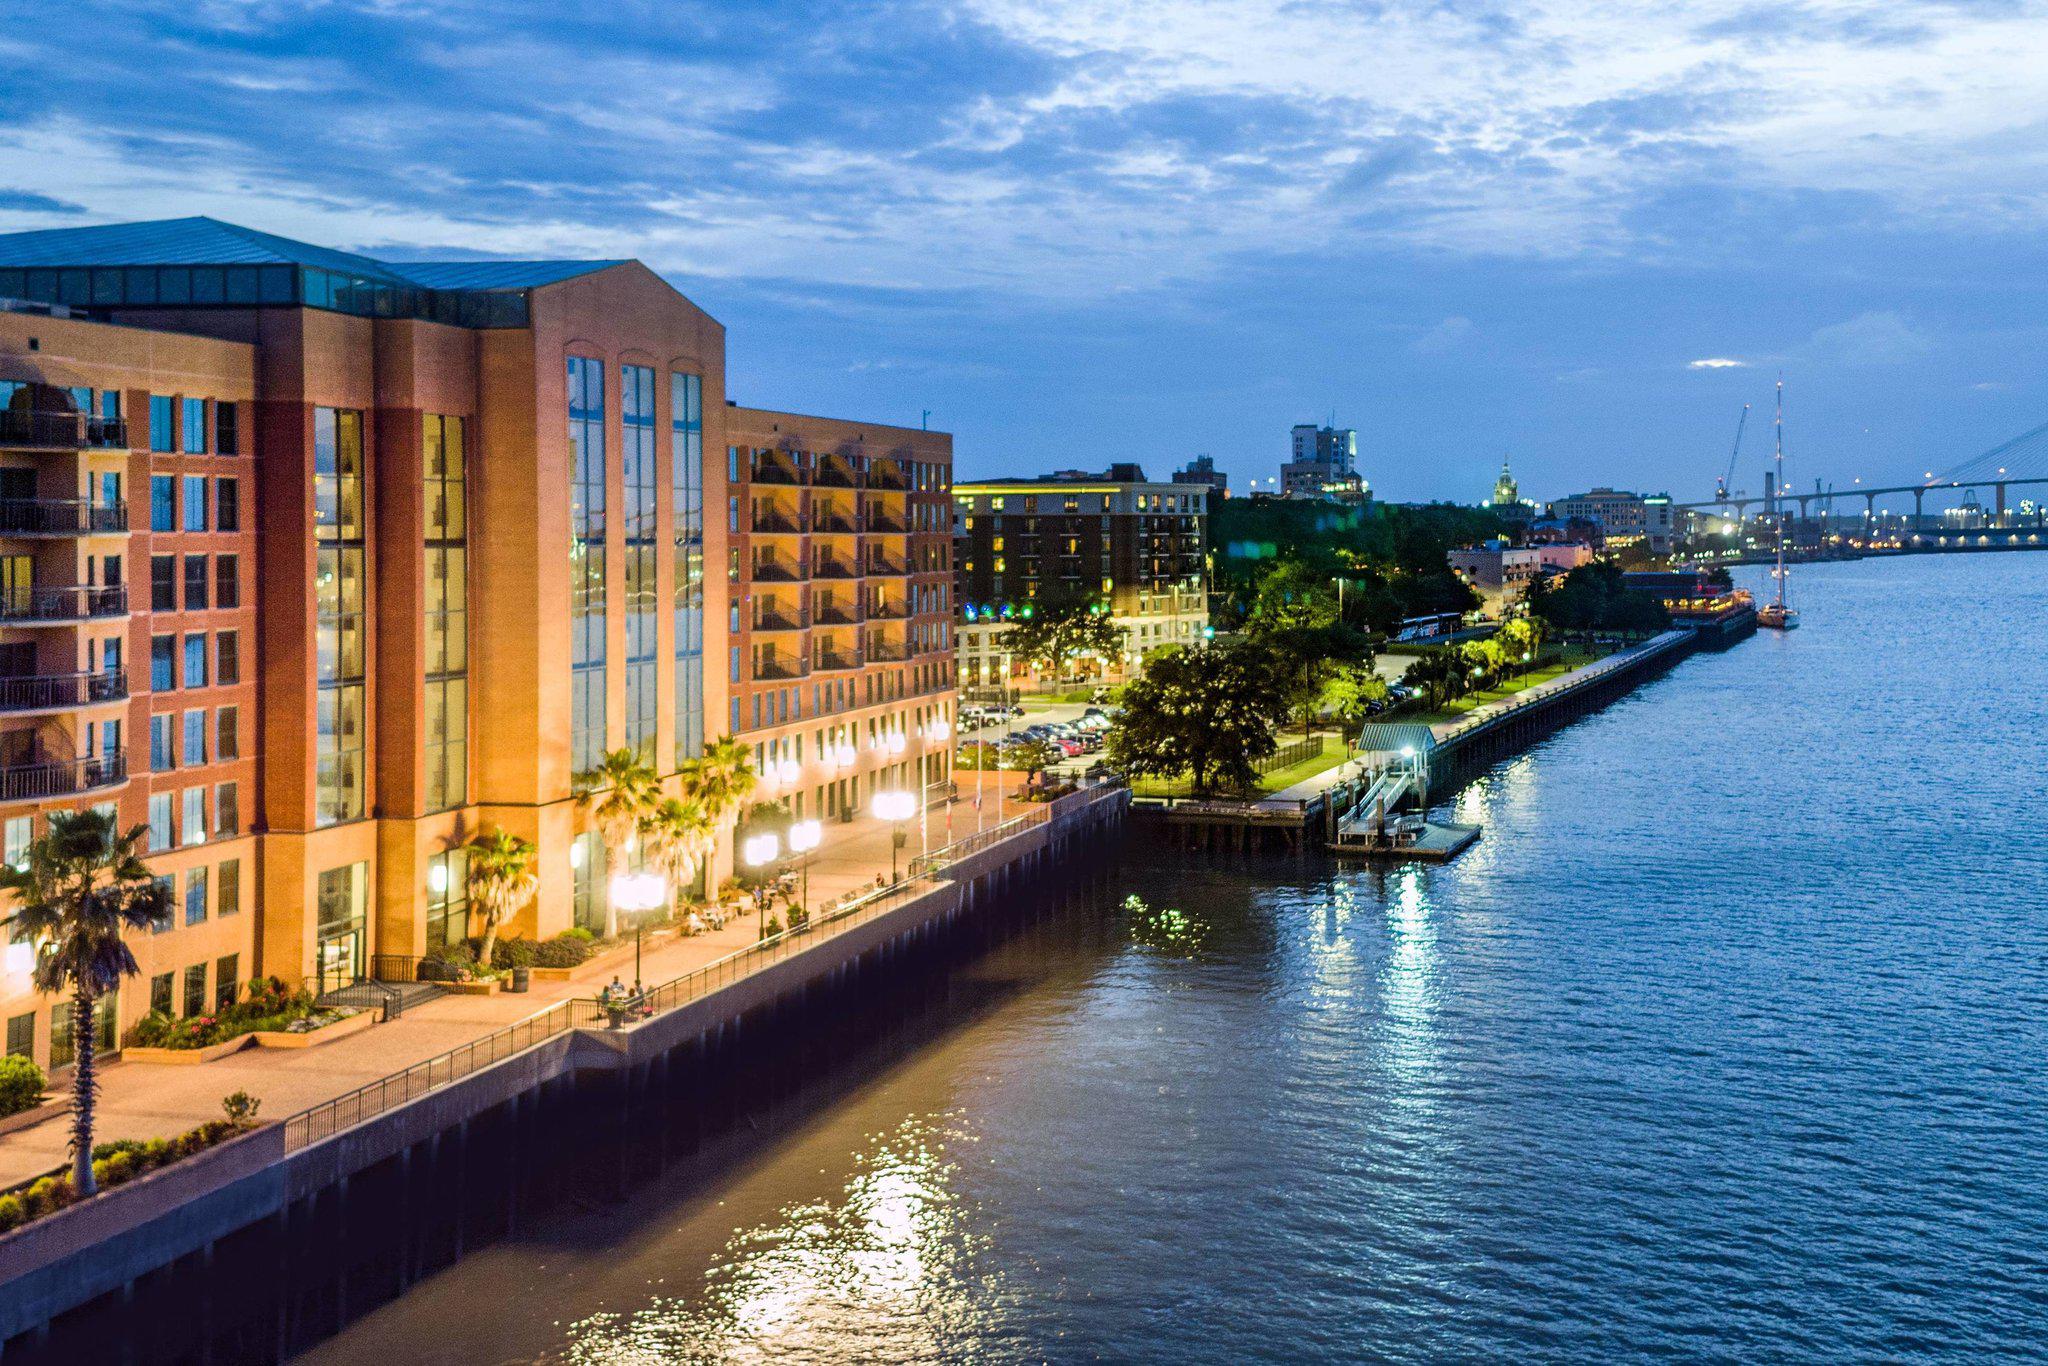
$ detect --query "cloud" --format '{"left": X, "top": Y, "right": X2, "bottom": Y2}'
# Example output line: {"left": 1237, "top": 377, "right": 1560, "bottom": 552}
{"left": 1413, "top": 316, "right": 1474, "bottom": 353}
{"left": 1805, "top": 310, "right": 1932, "bottom": 366}
{"left": 1688, "top": 357, "right": 1748, "bottom": 369}
{"left": 0, "top": 189, "right": 82, "bottom": 215}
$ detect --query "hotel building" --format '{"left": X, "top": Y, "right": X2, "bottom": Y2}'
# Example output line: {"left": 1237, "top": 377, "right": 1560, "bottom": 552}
{"left": 0, "top": 217, "right": 950, "bottom": 1072}
{"left": 953, "top": 465, "right": 1208, "bottom": 692}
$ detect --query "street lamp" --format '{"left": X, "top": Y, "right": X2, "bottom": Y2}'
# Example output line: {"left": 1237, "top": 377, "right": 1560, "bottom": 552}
{"left": 776, "top": 757, "right": 800, "bottom": 784}
{"left": 608, "top": 869, "right": 668, "bottom": 996}
{"left": 871, "top": 788, "right": 915, "bottom": 884}
{"left": 788, "top": 818, "right": 821, "bottom": 926}
{"left": 742, "top": 831, "right": 780, "bottom": 940}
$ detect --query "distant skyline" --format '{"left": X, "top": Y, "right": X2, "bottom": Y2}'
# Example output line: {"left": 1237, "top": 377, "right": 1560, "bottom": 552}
{"left": 3, "top": 0, "right": 2046, "bottom": 503}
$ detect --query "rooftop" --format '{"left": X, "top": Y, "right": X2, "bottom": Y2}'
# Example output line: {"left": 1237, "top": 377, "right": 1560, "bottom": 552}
{"left": 0, "top": 216, "right": 629, "bottom": 327}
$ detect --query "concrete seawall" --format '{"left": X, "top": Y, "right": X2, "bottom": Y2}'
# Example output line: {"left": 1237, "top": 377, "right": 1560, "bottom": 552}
{"left": 0, "top": 785, "right": 1128, "bottom": 1361}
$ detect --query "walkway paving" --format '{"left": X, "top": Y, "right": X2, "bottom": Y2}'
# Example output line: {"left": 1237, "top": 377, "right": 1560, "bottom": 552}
{"left": 0, "top": 802, "right": 987, "bottom": 1188}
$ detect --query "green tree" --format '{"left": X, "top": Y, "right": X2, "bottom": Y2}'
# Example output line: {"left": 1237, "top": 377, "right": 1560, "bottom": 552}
{"left": 1107, "top": 642, "right": 1292, "bottom": 795}
{"left": 1002, "top": 587, "right": 1126, "bottom": 683}
{"left": 1320, "top": 664, "right": 1390, "bottom": 731}
{"left": 1245, "top": 561, "right": 1374, "bottom": 735}
{"left": 0, "top": 810, "right": 170, "bottom": 1195}
{"left": 464, "top": 828, "right": 539, "bottom": 973}
{"left": 639, "top": 796, "right": 717, "bottom": 904}
{"left": 1005, "top": 738, "right": 1059, "bottom": 790}
{"left": 1401, "top": 647, "right": 1467, "bottom": 709}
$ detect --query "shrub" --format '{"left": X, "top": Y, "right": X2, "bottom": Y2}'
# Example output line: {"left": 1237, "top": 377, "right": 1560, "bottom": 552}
{"left": 760, "top": 915, "right": 784, "bottom": 939}
{"left": 221, "top": 1091, "right": 261, "bottom": 1127}
{"left": 490, "top": 938, "right": 537, "bottom": 970}
{"left": 0, "top": 1054, "right": 45, "bottom": 1118}
{"left": 0, "top": 1195, "right": 20, "bottom": 1233}
{"left": 21, "top": 1176, "right": 68, "bottom": 1219}
{"left": 140, "top": 1138, "right": 173, "bottom": 1171}
{"left": 100, "top": 1151, "right": 136, "bottom": 1185}
{"left": 92, "top": 1138, "right": 146, "bottom": 1162}
{"left": 533, "top": 938, "right": 589, "bottom": 969}
{"left": 558, "top": 926, "right": 596, "bottom": 944}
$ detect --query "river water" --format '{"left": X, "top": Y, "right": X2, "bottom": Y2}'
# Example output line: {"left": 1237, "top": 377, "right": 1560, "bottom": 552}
{"left": 304, "top": 553, "right": 2048, "bottom": 1363}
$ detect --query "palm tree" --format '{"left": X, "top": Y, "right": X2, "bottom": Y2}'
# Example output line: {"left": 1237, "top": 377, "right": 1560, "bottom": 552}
{"left": 639, "top": 796, "right": 716, "bottom": 902}
{"left": 578, "top": 748, "right": 660, "bottom": 850}
{"left": 464, "top": 828, "right": 539, "bottom": 972}
{"left": 695, "top": 735, "right": 758, "bottom": 817}
{"left": 0, "top": 810, "right": 169, "bottom": 1195}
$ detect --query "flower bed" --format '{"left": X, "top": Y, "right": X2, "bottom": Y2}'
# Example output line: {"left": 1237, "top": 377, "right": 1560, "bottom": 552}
{"left": 250, "top": 1007, "right": 378, "bottom": 1050}
{"left": 123, "top": 977, "right": 357, "bottom": 1062}
{"left": 0, "top": 1094, "right": 263, "bottom": 1237}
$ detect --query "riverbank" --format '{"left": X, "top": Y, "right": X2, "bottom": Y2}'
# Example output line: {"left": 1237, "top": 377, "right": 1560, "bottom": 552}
{"left": 0, "top": 783, "right": 1129, "bottom": 1360}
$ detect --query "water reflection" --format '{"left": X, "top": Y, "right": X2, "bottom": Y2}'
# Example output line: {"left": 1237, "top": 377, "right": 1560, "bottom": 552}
{"left": 1377, "top": 866, "right": 1440, "bottom": 1112}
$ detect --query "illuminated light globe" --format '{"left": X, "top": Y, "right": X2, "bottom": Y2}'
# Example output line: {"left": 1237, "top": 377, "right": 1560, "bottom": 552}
{"left": 788, "top": 819, "right": 822, "bottom": 855}
{"left": 871, "top": 789, "right": 916, "bottom": 823}
{"left": 776, "top": 758, "right": 800, "bottom": 783}
{"left": 609, "top": 870, "right": 668, "bottom": 915}
{"left": 885, "top": 731, "right": 907, "bottom": 755}
{"left": 741, "top": 832, "right": 780, "bottom": 868}
{"left": 835, "top": 742, "right": 857, "bottom": 766}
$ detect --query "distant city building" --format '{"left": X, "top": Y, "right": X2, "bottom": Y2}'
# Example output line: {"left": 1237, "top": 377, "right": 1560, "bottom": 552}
{"left": 1173, "top": 454, "right": 1228, "bottom": 497}
{"left": 1448, "top": 539, "right": 1540, "bottom": 592}
{"left": 1485, "top": 456, "right": 1535, "bottom": 520}
{"left": 1535, "top": 542, "right": 1595, "bottom": 574}
{"left": 953, "top": 467, "right": 1209, "bottom": 691}
{"left": 1281, "top": 423, "right": 1369, "bottom": 503}
{"left": 1548, "top": 487, "right": 1675, "bottom": 553}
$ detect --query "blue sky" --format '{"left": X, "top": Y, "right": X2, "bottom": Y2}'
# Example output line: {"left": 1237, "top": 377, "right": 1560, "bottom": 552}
{"left": 2, "top": 0, "right": 2046, "bottom": 504}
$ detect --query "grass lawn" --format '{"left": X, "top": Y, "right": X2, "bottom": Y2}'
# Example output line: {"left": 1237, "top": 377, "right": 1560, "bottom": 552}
{"left": 1129, "top": 734, "right": 1349, "bottom": 800}
{"left": 1399, "top": 648, "right": 1606, "bottom": 726}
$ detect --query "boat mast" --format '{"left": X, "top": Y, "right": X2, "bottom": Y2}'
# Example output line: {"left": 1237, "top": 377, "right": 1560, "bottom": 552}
{"left": 1774, "top": 378, "right": 1788, "bottom": 609}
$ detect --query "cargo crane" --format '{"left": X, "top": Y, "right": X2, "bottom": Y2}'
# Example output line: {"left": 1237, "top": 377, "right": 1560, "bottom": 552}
{"left": 1716, "top": 403, "right": 1751, "bottom": 506}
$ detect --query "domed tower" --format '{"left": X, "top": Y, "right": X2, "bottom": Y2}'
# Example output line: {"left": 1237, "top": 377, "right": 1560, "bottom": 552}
{"left": 1493, "top": 456, "right": 1519, "bottom": 508}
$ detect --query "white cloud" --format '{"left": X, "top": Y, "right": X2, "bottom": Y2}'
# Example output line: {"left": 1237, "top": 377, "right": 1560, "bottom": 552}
{"left": 1805, "top": 310, "right": 1931, "bottom": 366}
{"left": 1688, "top": 357, "right": 1748, "bottom": 369}
{"left": 1413, "top": 316, "right": 1474, "bottom": 353}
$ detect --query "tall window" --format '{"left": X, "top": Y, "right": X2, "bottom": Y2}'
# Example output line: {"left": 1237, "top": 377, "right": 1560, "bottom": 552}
{"left": 671, "top": 371, "right": 704, "bottom": 764}
{"left": 426, "top": 847, "right": 469, "bottom": 951}
{"left": 181, "top": 398, "right": 206, "bottom": 454}
{"left": 567, "top": 357, "right": 606, "bottom": 773}
{"left": 424, "top": 413, "right": 468, "bottom": 811}
{"left": 149, "top": 395, "right": 174, "bottom": 453}
{"left": 622, "top": 364, "right": 657, "bottom": 761}
{"left": 571, "top": 832, "right": 607, "bottom": 934}
{"left": 314, "top": 408, "right": 366, "bottom": 824}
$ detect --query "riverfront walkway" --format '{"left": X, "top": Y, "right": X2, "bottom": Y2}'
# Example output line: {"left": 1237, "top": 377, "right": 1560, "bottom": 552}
{"left": 0, "top": 794, "right": 1045, "bottom": 1189}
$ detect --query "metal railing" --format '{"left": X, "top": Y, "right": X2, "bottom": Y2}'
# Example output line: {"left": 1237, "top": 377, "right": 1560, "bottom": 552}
{"left": 813, "top": 649, "right": 862, "bottom": 672}
{"left": 751, "top": 511, "right": 804, "bottom": 535}
{"left": 813, "top": 511, "right": 860, "bottom": 534}
{"left": 0, "top": 670, "right": 126, "bottom": 712}
{"left": 0, "top": 751, "right": 126, "bottom": 802}
{"left": 751, "top": 557, "right": 806, "bottom": 583}
{"left": 0, "top": 585, "right": 127, "bottom": 623}
{"left": 814, "top": 602, "right": 862, "bottom": 626}
{"left": 752, "top": 609, "right": 809, "bottom": 632}
{"left": 752, "top": 654, "right": 808, "bottom": 681}
{"left": 1432, "top": 632, "right": 1690, "bottom": 747}
{"left": 369, "top": 954, "right": 420, "bottom": 983}
{"left": 0, "top": 498, "right": 128, "bottom": 535}
{"left": 748, "top": 458, "right": 803, "bottom": 486}
{"left": 0, "top": 409, "right": 128, "bottom": 450}
{"left": 1256, "top": 734, "right": 1327, "bottom": 776}
{"left": 814, "top": 556, "right": 858, "bottom": 579}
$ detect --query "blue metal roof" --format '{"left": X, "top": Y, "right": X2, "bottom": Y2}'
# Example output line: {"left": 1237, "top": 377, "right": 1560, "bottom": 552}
{"left": 387, "top": 260, "right": 626, "bottom": 290}
{"left": 0, "top": 216, "right": 410, "bottom": 280}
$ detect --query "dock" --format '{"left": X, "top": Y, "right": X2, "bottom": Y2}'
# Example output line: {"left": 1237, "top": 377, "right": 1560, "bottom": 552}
{"left": 1332, "top": 817, "right": 1481, "bottom": 862}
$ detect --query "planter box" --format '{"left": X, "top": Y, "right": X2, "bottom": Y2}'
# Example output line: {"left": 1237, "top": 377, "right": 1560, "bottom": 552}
{"left": 122, "top": 1034, "right": 255, "bottom": 1066}
{"left": 436, "top": 978, "right": 499, "bottom": 996}
{"left": 0, "top": 1094, "right": 66, "bottom": 1138}
{"left": 251, "top": 1009, "right": 377, "bottom": 1050}
{"left": 529, "top": 929, "right": 679, "bottom": 983}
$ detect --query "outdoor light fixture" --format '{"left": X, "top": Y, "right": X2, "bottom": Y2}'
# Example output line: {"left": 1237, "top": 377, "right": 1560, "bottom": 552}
{"left": 886, "top": 731, "right": 908, "bottom": 755}
{"left": 570, "top": 840, "right": 587, "bottom": 869}
{"left": 742, "top": 832, "right": 781, "bottom": 867}
{"left": 776, "top": 758, "right": 801, "bottom": 783}
{"left": 871, "top": 789, "right": 916, "bottom": 883}
{"left": 608, "top": 870, "right": 669, "bottom": 995}
{"left": 835, "top": 742, "right": 857, "bottom": 766}
{"left": 428, "top": 862, "right": 449, "bottom": 894}
{"left": 788, "top": 819, "right": 823, "bottom": 855}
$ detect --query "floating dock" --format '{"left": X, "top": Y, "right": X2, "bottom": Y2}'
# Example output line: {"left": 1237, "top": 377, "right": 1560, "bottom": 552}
{"left": 1331, "top": 817, "right": 1481, "bottom": 863}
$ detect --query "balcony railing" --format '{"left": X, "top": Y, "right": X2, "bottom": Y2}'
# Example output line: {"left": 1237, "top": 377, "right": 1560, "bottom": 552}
{"left": 866, "top": 557, "right": 909, "bottom": 577}
{"left": 748, "top": 458, "right": 803, "bottom": 486}
{"left": 751, "top": 557, "right": 806, "bottom": 583}
{"left": 0, "top": 585, "right": 129, "bottom": 623}
{"left": 866, "top": 513, "right": 908, "bottom": 534}
{"left": 865, "top": 642, "right": 910, "bottom": 663}
{"left": 0, "top": 410, "right": 129, "bottom": 451}
{"left": 0, "top": 751, "right": 127, "bottom": 802}
{"left": 752, "top": 654, "right": 808, "bottom": 681}
{"left": 867, "top": 599, "right": 908, "bottom": 620}
{"left": 752, "top": 608, "right": 809, "bottom": 633}
{"left": 868, "top": 465, "right": 909, "bottom": 491}
{"left": 814, "top": 601, "right": 862, "bottom": 626}
{"left": 814, "top": 556, "right": 858, "bottom": 579}
{"left": 813, "top": 511, "right": 860, "bottom": 534}
{"left": 814, "top": 460, "right": 859, "bottom": 488}
{"left": 0, "top": 671, "right": 127, "bottom": 713}
{"left": 0, "top": 498, "right": 128, "bottom": 536}
{"left": 751, "top": 510, "right": 805, "bottom": 535}
{"left": 813, "top": 647, "right": 863, "bottom": 672}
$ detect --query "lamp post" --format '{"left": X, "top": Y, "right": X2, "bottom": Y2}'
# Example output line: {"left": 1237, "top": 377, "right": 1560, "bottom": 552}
{"left": 788, "top": 818, "right": 821, "bottom": 926}
{"left": 607, "top": 870, "right": 668, "bottom": 996}
{"left": 742, "top": 831, "right": 780, "bottom": 940}
{"left": 871, "top": 788, "right": 915, "bottom": 884}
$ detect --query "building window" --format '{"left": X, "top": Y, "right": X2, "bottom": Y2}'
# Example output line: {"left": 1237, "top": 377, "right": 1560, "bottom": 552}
{"left": 217, "top": 631, "right": 239, "bottom": 686}
{"left": 623, "top": 364, "right": 657, "bottom": 761}
{"left": 215, "top": 953, "right": 239, "bottom": 1010}
{"left": 147, "top": 792, "right": 172, "bottom": 852}
{"left": 182, "top": 708, "right": 205, "bottom": 766}
{"left": 424, "top": 412, "right": 468, "bottom": 811}
{"left": 672, "top": 371, "right": 705, "bottom": 766}
{"left": 3, "top": 1009, "right": 28, "bottom": 1059}
{"left": 150, "top": 554, "right": 175, "bottom": 611}
{"left": 426, "top": 847, "right": 469, "bottom": 951}
{"left": 181, "top": 787, "right": 205, "bottom": 847}
{"left": 183, "top": 962, "right": 207, "bottom": 1015}
{"left": 314, "top": 408, "right": 365, "bottom": 825}
{"left": 215, "top": 554, "right": 238, "bottom": 609}
{"left": 567, "top": 357, "right": 606, "bottom": 773}
{"left": 217, "top": 704, "right": 238, "bottom": 761}
{"left": 149, "top": 395, "right": 174, "bottom": 453}
{"left": 215, "top": 781, "right": 239, "bottom": 838}
{"left": 181, "top": 398, "right": 206, "bottom": 454}
{"left": 150, "top": 475, "right": 175, "bottom": 532}
{"left": 214, "top": 402, "right": 238, "bottom": 456}
{"left": 183, "top": 632, "right": 207, "bottom": 688}
{"left": 182, "top": 474, "right": 207, "bottom": 532}
{"left": 425, "top": 677, "right": 466, "bottom": 814}
{"left": 183, "top": 554, "right": 209, "bottom": 610}
{"left": 3, "top": 815, "right": 29, "bottom": 870}
{"left": 184, "top": 864, "right": 208, "bottom": 923}
{"left": 217, "top": 858, "right": 239, "bottom": 916}
{"left": 216, "top": 477, "right": 239, "bottom": 532}
{"left": 149, "top": 974, "right": 173, "bottom": 1017}
{"left": 150, "top": 714, "right": 175, "bottom": 771}
{"left": 151, "top": 635, "right": 176, "bottom": 691}
{"left": 571, "top": 832, "right": 607, "bottom": 934}
{"left": 316, "top": 862, "right": 366, "bottom": 990}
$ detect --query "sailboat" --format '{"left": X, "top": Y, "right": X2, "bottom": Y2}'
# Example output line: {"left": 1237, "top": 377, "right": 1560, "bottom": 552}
{"left": 1758, "top": 379, "right": 1800, "bottom": 630}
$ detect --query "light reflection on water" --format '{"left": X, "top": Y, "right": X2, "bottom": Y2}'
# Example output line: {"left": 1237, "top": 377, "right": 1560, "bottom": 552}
{"left": 305, "top": 554, "right": 2048, "bottom": 1363}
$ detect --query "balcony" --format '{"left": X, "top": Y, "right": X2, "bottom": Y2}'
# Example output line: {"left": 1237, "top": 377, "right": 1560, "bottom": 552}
{"left": 752, "top": 653, "right": 808, "bottom": 682}
{"left": 813, "top": 647, "right": 863, "bottom": 673}
{"left": 0, "top": 671, "right": 127, "bottom": 715}
{"left": 813, "top": 510, "right": 860, "bottom": 534}
{"left": 868, "top": 464, "right": 909, "bottom": 492}
{"left": 815, "top": 458, "right": 859, "bottom": 489}
{"left": 0, "top": 409, "right": 129, "bottom": 451}
{"left": 814, "top": 600, "right": 862, "bottom": 626}
{"left": 751, "top": 556, "right": 806, "bottom": 584}
{"left": 751, "top": 509, "right": 805, "bottom": 536}
{"left": 0, "top": 498, "right": 128, "bottom": 537}
{"left": 814, "top": 556, "right": 858, "bottom": 580}
{"left": 0, "top": 750, "right": 127, "bottom": 803}
{"left": 865, "top": 641, "right": 909, "bottom": 663}
{"left": 866, "top": 512, "right": 907, "bottom": 534}
{"left": 866, "top": 556, "right": 909, "bottom": 577}
{"left": 748, "top": 455, "right": 804, "bottom": 486}
{"left": 867, "top": 598, "right": 908, "bottom": 620}
{"left": 751, "top": 608, "right": 809, "bottom": 633}
{"left": 0, "top": 585, "right": 129, "bottom": 624}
